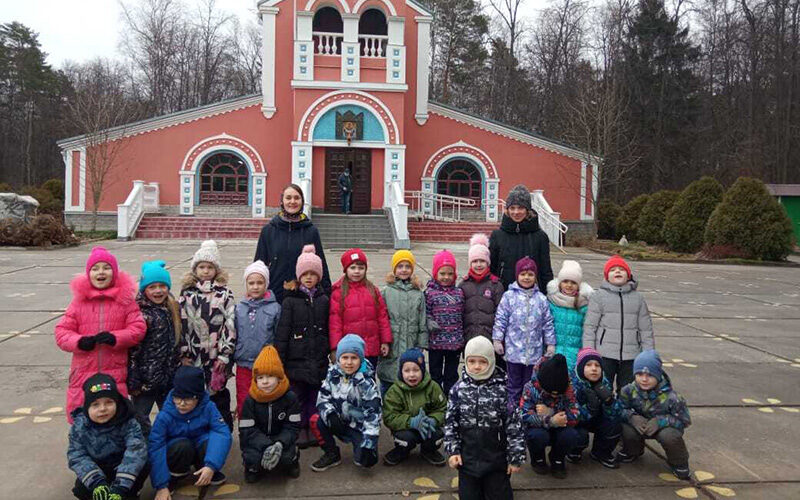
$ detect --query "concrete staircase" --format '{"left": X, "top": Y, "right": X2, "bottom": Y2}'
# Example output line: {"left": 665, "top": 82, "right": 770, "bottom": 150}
{"left": 407, "top": 220, "right": 498, "bottom": 242}
{"left": 135, "top": 212, "right": 395, "bottom": 248}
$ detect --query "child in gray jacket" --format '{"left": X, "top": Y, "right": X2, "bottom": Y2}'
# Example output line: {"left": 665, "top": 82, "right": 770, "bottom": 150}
{"left": 582, "top": 256, "right": 654, "bottom": 391}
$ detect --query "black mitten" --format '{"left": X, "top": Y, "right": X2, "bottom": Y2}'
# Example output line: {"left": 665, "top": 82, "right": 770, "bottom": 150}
{"left": 78, "top": 336, "right": 97, "bottom": 351}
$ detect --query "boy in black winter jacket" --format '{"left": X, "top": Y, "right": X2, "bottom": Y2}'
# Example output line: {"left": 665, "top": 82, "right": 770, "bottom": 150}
{"left": 239, "top": 346, "right": 301, "bottom": 482}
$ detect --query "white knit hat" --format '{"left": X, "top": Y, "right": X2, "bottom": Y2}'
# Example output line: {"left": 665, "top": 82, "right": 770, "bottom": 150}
{"left": 557, "top": 260, "right": 582, "bottom": 284}
{"left": 243, "top": 260, "right": 269, "bottom": 287}
{"left": 464, "top": 336, "right": 496, "bottom": 381}
{"left": 191, "top": 240, "right": 221, "bottom": 270}
{"left": 467, "top": 233, "right": 491, "bottom": 265}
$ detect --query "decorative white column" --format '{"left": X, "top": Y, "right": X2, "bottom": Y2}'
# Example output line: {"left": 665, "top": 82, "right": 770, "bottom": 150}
{"left": 485, "top": 178, "right": 500, "bottom": 222}
{"left": 383, "top": 146, "right": 406, "bottom": 208}
{"left": 414, "top": 16, "right": 432, "bottom": 125}
{"left": 291, "top": 142, "right": 313, "bottom": 215}
{"left": 179, "top": 172, "right": 195, "bottom": 216}
{"left": 260, "top": 6, "right": 279, "bottom": 118}
{"left": 295, "top": 12, "right": 314, "bottom": 81}
{"left": 421, "top": 176, "right": 435, "bottom": 216}
{"left": 341, "top": 14, "right": 360, "bottom": 82}
{"left": 251, "top": 173, "right": 267, "bottom": 218}
{"left": 386, "top": 16, "right": 405, "bottom": 84}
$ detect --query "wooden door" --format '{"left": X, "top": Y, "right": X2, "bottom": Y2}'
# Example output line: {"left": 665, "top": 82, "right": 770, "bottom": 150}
{"left": 324, "top": 148, "right": 372, "bottom": 213}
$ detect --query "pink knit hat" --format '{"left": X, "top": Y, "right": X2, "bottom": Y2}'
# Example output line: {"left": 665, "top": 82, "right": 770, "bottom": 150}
{"left": 85, "top": 246, "right": 119, "bottom": 285}
{"left": 296, "top": 244, "right": 323, "bottom": 280}
{"left": 467, "top": 233, "right": 491, "bottom": 265}
{"left": 432, "top": 249, "right": 457, "bottom": 278}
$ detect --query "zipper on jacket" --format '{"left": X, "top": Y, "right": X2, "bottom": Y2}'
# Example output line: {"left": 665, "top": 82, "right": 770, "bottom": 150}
{"left": 618, "top": 292, "right": 624, "bottom": 360}
{"left": 599, "top": 328, "right": 606, "bottom": 346}
{"left": 268, "top": 403, "right": 273, "bottom": 435}
{"left": 97, "top": 301, "right": 105, "bottom": 370}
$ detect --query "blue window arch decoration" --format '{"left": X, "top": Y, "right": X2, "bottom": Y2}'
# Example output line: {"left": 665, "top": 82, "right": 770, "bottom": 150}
{"left": 312, "top": 104, "right": 386, "bottom": 142}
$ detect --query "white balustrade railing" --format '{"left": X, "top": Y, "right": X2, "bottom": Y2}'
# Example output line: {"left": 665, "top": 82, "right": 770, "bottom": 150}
{"left": 386, "top": 181, "right": 410, "bottom": 248}
{"left": 531, "top": 190, "right": 568, "bottom": 248}
{"left": 313, "top": 32, "right": 342, "bottom": 55}
{"left": 405, "top": 190, "right": 477, "bottom": 222}
{"left": 359, "top": 35, "right": 388, "bottom": 58}
{"left": 118, "top": 180, "right": 160, "bottom": 240}
{"left": 299, "top": 178, "right": 312, "bottom": 217}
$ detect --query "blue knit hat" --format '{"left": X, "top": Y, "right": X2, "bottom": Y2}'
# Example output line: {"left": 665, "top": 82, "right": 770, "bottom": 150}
{"left": 398, "top": 348, "right": 426, "bottom": 381}
{"left": 633, "top": 350, "right": 663, "bottom": 382}
{"left": 172, "top": 366, "right": 206, "bottom": 399}
{"left": 336, "top": 334, "right": 365, "bottom": 363}
{"left": 139, "top": 260, "right": 172, "bottom": 292}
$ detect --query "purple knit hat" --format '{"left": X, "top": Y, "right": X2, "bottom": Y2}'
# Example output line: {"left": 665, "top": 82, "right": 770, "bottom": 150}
{"left": 515, "top": 256, "right": 538, "bottom": 279}
{"left": 576, "top": 347, "right": 603, "bottom": 380}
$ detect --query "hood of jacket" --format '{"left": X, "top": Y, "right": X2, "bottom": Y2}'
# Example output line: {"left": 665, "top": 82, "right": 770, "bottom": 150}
{"left": 547, "top": 280, "right": 593, "bottom": 309}
{"left": 508, "top": 281, "right": 541, "bottom": 295}
{"left": 181, "top": 269, "right": 229, "bottom": 290}
{"left": 69, "top": 271, "right": 137, "bottom": 305}
{"left": 161, "top": 389, "right": 211, "bottom": 420}
{"left": 239, "top": 291, "right": 277, "bottom": 309}
{"left": 268, "top": 213, "right": 312, "bottom": 231}
{"left": 385, "top": 273, "right": 422, "bottom": 290}
{"left": 599, "top": 278, "right": 638, "bottom": 294}
{"left": 500, "top": 213, "right": 541, "bottom": 234}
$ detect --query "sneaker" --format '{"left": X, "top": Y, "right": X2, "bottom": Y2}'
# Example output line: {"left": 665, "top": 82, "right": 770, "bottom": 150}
{"left": 671, "top": 464, "right": 691, "bottom": 480}
{"left": 531, "top": 458, "right": 549, "bottom": 475}
{"left": 420, "top": 448, "right": 447, "bottom": 466}
{"left": 209, "top": 471, "right": 226, "bottom": 486}
{"left": 615, "top": 450, "right": 643, "bottom": 463}
{"left": 566, "top": 452, "right": 582, "bottom": 464}
{"left": 244, "top": 469, "right": 261, "bottom": 484}
{"left": 383, "top": 447, "right": 409, "bottom": 466}
{"left": 287, "top": 460, "right": 301, "bottom": 479}
{"left": 551, "top": 459, "right": 567, "bottom": 479}
{"left": 311, "top": 450, "right": 341, "bottom": 472}
{"left": 590, "top": 451, "right": 620, "bottom": 469}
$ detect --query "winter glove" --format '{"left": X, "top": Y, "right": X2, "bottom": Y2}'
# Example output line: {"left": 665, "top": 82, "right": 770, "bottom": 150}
{"left": 644, "top": 418, "right": 661, "bottom": 437}
{"left": 593, "top": 384, "right": 614, "bottom": 405}
{"left": 358, "top": 447, "right": 378, "bottom": 468}
{"left": 261, "top": 441, "right": 283, "bottom": 471}
{"left": 421, "top": 417, "right": 438, "bottom": 440}
{"left": 409, "top": 408, "right": 426, "bottom": 431}
{"left": 630, "top": 415, "right": 648, "bottom": 435}
{"left": 493, "top": 340, "right": 504, "bottom": 356}
{"left": 426, "top": 319, "right": 440, "bottom": 333}
{"left": 92, "top": 485, "right": 111, "bottom": 500}
{"left": 78, "top": 335, "right": 97, "bottom": 351}
{"left": 583, "top": 387, "right": 601, "bottom": 415}
{"left": 108, "top": 495, "right": 122, "bottom": 500}
{"left": 326, "top": 413, "right": 347, "bottom": 436}
{"left": 95, "top": 331, "right": 116, "bottom": 346}
{"left": 545, "top": 345, "right": 556, "bottom": 357}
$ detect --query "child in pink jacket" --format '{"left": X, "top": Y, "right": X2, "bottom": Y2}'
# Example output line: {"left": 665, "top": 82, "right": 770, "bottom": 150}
{"left": 55, "top": 247, "right": 146, "bottom": 421}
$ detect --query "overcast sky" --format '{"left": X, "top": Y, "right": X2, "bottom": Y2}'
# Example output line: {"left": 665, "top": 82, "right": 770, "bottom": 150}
{"left": 2, "top": 0, "right": 551, "bottom": 68}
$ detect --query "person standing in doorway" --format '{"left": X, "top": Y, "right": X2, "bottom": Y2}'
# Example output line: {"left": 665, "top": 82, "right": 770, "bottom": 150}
{"left": 338, "top": 166, "right": 353, "bottom": 214}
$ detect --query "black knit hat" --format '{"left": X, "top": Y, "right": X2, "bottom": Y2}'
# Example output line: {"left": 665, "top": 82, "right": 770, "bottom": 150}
{"left": 537, "top": 354, "right": 569, "bottom": 394}
{"left": 172, "top": 366, "right": 206, "bottom": 399}
{"left": 82, "top": 373, "right": 121, "bottom": 411}
{"left": 506, "top": 184, "right": 532, "bottom": 211}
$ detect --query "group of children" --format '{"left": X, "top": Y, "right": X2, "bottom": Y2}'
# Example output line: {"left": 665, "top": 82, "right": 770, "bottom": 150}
{"left": 57, "top": 235, "right": 692, "bottom": 500}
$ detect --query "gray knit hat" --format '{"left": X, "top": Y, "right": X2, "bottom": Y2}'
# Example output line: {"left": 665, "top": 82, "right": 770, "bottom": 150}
{"left": 506, "top": 184, "right": 532, "bottom": 211}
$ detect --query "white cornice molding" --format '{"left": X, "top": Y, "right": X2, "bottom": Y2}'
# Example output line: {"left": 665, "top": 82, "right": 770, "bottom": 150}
{"left": 57, "top": 95, "right": 262, "bottom": 150}
{"left": 407, "top": 0, "right": 433, "bottom": 16}
{"left": 428, "top": 103, "right": 599, "bottom": 163}
{"left": 290, "top": 80, "right": 408, "bottom": 92}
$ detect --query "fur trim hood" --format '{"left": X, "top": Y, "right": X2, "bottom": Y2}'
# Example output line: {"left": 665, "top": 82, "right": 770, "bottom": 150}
{"left": 181, "top": 269, "right": 229, "bottom": 290}
{"left": 69, "top": 271, "right": 137, "bottom": 305}
{"left": 546, "top": 279, "right": 593, "bottom": 309}
{"left": 385, "top": 272, "right": 422, "bottom": 289}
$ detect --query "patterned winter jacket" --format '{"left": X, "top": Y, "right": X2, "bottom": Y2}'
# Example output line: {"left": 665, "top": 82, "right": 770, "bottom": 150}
{"left": 178, "top": 271, "right": 236, "bottom": 384}
{"left": 233, "top": 292, "right": 281, "bottom": 369}
{"left": 379, "top": 275, "right": 427, "bottom": 384}
{"left": 519, "top": 366, "right": 580, "bottom": 428}
{"left": 459, "top": 273, "right": 504, "bottom": 342}
{"left": 128, "top": 293, "right": 180, "bottom": 394}
{"left": 316, "top": 360, "right": 382, "bottom": 449}
{"left": 493, "top": 283, "right": 556, "bottom": 365}
{"left": 547, "top": 280, "right": 592, "bottom": 370}
{"left": 570, "top": 373, "right": 624, "bottom": 424}
{"left": 444, "top": 368, "right": 526, "bottom": 476}
{"left": 424, "top": 279, "right": 465, "bottom": 351}
{"left": 68, "top": 403, "right": 148, "bottom": 493}
{"left": 619, "top": 373, "right": 691, "bottom": 431}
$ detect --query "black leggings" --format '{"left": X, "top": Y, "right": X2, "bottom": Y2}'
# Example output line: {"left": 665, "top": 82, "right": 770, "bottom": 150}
{"left": 429, "top": 349, "right": 461, "bottom": 396}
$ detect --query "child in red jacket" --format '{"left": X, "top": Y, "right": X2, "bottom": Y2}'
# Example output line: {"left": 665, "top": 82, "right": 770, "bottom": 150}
{"left": 328, "top": 248, "right": 392, "bottom": 368}
{"left": 55, "top": 246, "right": 146, "bottom": 422}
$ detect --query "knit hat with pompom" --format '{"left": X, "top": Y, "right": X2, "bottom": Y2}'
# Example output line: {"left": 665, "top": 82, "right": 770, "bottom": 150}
{"left": 296, "top": 244, "right": 323, "bottom": 280}
{"left": 468, "top": 233, "right": 491, "bottom": 265}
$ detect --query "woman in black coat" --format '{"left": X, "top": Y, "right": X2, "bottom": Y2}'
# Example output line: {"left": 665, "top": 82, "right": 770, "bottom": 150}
{"left": 254, "top": 184, "right": 332, "bottom": 303}
{"left": 489, "top": 184, "right": 554, "bottom": 291}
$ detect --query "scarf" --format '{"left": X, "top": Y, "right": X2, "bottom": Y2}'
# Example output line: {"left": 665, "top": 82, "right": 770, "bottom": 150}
{"left": 468, "top": 268, "right": 490, "bottom": 282}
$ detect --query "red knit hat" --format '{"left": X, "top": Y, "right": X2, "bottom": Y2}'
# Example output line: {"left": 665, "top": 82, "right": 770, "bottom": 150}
{"left": 86, "top": 246, "right": 119, "bottom": 286}
{"left": 432, "top": 249, "right": 457, "bottom": 279}
{"left": 341, "top": 248, "right": 368, "bottom": 272}
{"left": 603, "top": 255, "right": 631, "bottom": 280}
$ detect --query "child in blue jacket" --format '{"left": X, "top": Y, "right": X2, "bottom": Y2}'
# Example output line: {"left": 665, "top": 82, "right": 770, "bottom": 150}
{"left": 148, "top": 366, "right": 232, "bottom": 500}
{"left": 67, "top": 373, "right": 148, "bottom": 500}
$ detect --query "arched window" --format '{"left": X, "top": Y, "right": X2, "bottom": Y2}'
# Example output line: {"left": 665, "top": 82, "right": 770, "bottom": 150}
{"left": 313, "top": 7, "right": 343, "bottom": 55}
{"left": 358, "top": 8, "right": 387, "bottom": 57}
{"left": 436, "top": 160, "right": 482, "bottom": 201}
{"left": 199, "top": 153, "right": 249, "bottom": 205}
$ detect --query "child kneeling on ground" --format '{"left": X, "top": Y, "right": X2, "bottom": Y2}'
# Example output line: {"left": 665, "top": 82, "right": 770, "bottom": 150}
{"left": 148, "top": 366, "right": 232, "bottom": 500}
{"left": 444, "top": 336, "right": 525, "bottom": 500}
{"left": 568, "top": 348, "right": 622, "bottom": 468}
{"left": 68, "top": 373, "right": 149, "bottom": 500}
{"left": 382, "top": 348, "right": 447, "bottom": 466}
{"left": 311, "top": 334, "right": 382, "bottom": 471}
{"left": 239, "top": 346, "right": 301, "bottom": 482}
{"left": 617, "top": 350, "right": 692, "bottom": 480}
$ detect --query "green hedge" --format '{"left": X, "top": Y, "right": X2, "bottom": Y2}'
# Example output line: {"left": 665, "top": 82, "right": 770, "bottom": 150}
{"left": 597, "top": 200, "right": 622, "bottom": 240}
{"left": 616, "top": 194, "right": 651, "bottom": 241}
{"left": 664, "top": 177, "right": 724, "bottom": 252}
{"left": 704, "top": 177, "right": 794, "bottom": 261}
{"left": 636, "top": 190, "right": 679, "bottom": 245}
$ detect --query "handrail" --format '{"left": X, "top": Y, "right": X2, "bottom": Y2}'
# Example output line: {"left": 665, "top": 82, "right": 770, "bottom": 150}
{"left": 118, "top": 180, "right": 160, "bottom": 240}
{"left": 405, "top": 190, "right": 476, "bottom": 222}
{"left": 530, "top": 191, "right": 568, "bottom": 249}
{"left": 386, "top": 181, "right": 410, "bottom": 248}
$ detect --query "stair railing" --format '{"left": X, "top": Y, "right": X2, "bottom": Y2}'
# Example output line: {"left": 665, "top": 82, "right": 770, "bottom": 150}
{"left": 404, "top": 190, "right": 477, "bottom": 222}
{"left": 386, "top": 181, "right": 410, "bottom": 249}
{"left": 118, "top": 180, "right": 160, "bottom": 240}
{"left": 530, "top": 190, "right": 568, "bottom": 249}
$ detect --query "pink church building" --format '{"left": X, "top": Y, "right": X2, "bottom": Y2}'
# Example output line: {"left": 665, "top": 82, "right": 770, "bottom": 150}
{"left": 58, "top": 0, "right": 597, "bottom": 246}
